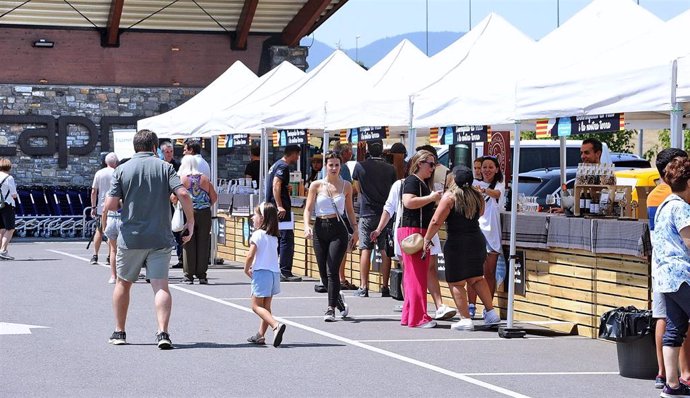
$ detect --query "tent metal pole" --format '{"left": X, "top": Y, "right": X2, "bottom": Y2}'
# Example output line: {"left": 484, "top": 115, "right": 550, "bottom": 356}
{"left": 259, "top": 128, "right": 267, "bottom": 202}
{"left": 560, "top": 136, "right": 566, "bottom": 185}
{"left": 210, "top": 135, "right": 219, "bottom": 264}
{"left": 499, "top": 121, "right": 525, "bottom": 339}
{"left": 671, "top": 60, "right": 683, "bottom": 148}
{"left": 637, "top": 130, "right": 644, "bottom": 157}
{"left": 408, "top": 96, "right": 416, "bottom": 153}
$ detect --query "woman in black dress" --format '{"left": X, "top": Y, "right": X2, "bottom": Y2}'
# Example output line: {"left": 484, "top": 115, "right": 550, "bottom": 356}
{"left": 423, "top": 166, "right": 500, "bottom": 330}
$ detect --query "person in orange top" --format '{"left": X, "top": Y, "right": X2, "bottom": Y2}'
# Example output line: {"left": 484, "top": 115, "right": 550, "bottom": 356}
{"left": 648, "top": 147, "right": 690, "bottom": 390}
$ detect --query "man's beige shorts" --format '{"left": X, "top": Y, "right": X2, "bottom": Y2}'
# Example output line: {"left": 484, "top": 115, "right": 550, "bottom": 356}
{"left": 116, "top": 247, "right": 172, "bottom": 282}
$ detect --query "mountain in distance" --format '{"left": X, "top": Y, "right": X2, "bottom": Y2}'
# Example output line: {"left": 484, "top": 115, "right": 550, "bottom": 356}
{"left": 300, "top": 31, "right": 464, "bottom": 71}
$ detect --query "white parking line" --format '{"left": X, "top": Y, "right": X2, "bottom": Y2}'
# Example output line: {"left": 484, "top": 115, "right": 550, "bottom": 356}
{"left": 282, "top": 314, "right": 400, "bottom": 319}
{"left": 358, "top": 337, "right": 551, "bottom": 343}
{"left": 220, "top": 296, "right": 325, "bottom": 300}
{"left": 464, "top": 371, "right": 618, "bottom": 376}
{"left": 51, "top": 248, "right": 532, "bottom": 397}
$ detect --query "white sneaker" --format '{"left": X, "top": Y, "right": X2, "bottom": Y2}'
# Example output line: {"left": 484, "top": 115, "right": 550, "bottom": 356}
{"left": 484, "top": 309, "right": 501, "bottom": 325}
{"left": 108, "top": 276, "right": 116, "bottom": 284}
{"left": 416, "top": 320, "right": 437, "bottom": 329}
{"left": 434, "top": 304, "right": 457, "bottom": 320}
{"left": 338, "top": 292, "right": 349, "bottom": 318}
{"left": 451, "top": 318, "right": 474, "bottom": 331}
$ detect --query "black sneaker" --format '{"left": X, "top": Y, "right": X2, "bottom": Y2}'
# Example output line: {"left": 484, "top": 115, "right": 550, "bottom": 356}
{"left": 381, "top": 286, "right": 391, "bottom": 297}
{"left": 314, "top": 283, "right": 327, "bottom": 293}
{"left": 182, "top": 277, "right": 193, "bottom": 285}
{"left": 273, "top": 323, "right": 286, "bottom": 347}
{"left": 105, "top": 255, "right": 110, "bottom": 264}
{"left": 108, "top": 331, "right": 126, "bottom": 345}
{"left": 662, "top": 383, "right": 690, "bottom": 398}
{"left": 354, "top": 287, "right": 369, "bottom": 297}
{"left": 90, "top": 255, "right": 98, "bottom": 265}
{"left": 323, "top": 308, "right": 336, "bottom": 322}
{"left": 156, "top": 332, "right": 173, "bottom": 350}
{"left": 198, "top": 278, "right": 208, "bottom": 285}
{"left": 171, "top": 261, "right": 183, "bottom": 269}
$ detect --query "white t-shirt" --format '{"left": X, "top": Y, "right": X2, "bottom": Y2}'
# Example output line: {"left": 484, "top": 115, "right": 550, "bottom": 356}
{"left": 92, "top": 166, "right": 115, "bottom": 215}
{"left": 0, "top": 172, "right": 17, "bottom": 206}
{"left": 195, "top": 154, "right": 211, "bottom": 179}
{"left": 250, "top": 229, "right": 279, "bottom": 272}
{"left": 474, "top": 179, "right": 505, "bottom": 252}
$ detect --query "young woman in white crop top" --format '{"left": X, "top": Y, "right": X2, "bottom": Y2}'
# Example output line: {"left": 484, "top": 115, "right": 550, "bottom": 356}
{"left": 304, "top": 151, "right": 358, "bottom": 322}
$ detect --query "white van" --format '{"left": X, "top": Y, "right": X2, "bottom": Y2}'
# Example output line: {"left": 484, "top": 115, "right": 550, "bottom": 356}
{"left": 437, "top": 139, "right": 610, "bottom": 173}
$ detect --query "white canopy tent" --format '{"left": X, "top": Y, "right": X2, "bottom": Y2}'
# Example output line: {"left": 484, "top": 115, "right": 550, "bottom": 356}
{"left": 137, "top": 61, "right": 258, "bottom": 138}
{"left": 198, "top": 61, "right": 306, "bottom": 135}
{"left": 413, "top": 13, "right": 537, "bottom": 128}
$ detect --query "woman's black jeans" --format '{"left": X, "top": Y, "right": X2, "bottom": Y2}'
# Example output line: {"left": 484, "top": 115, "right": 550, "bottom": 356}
{"left": 313, "top": 217, "right": 348, "bottom": 308}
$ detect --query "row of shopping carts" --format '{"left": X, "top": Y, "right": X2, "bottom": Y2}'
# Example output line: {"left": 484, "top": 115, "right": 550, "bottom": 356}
{"left": 14, "top": 185, "right": 98, "bottom": 239}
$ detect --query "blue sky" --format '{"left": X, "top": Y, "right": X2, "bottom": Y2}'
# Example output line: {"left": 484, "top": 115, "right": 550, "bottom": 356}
{"left": 305, "top": 0, "right": 690, "bottom": 49}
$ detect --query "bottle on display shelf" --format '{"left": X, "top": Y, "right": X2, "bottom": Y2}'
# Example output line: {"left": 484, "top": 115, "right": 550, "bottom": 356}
{"left": 584, "top": 189, "right": 592, "bottom": 214}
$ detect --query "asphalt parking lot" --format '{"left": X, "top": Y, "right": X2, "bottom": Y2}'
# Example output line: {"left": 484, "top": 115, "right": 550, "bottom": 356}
{"left": 1, "top": 241, "right": 654, "bottom": 397}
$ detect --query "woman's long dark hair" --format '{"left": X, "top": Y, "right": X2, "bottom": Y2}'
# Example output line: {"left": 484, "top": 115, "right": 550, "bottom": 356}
{"left": 482, "top": 157, "right": 504, "bottom": 189}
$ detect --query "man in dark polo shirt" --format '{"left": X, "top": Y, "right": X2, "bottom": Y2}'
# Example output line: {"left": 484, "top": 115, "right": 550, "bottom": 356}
{"left": 103, "top": 129, "right": 195, "bottom": 350}
{"left": 352, "top": 139, "right": 397, "bottom": 297}
{"left": 266, "top": 144, "right": 302, "bottom": 282}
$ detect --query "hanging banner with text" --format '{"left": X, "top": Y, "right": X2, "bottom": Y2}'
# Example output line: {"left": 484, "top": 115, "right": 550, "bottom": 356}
{"left": 535, "top": 113, "right": 625, "bottom": 138}
{"left": 437, "top": 125, "right": 489, "bottom": 145}
{"left": 273, "top": 129, "right": 309, "bottom": 147}
{"left": 225, "top": 134, "right": 250, "bottom": 148}
{"left": 348, "top": 126, "right": 388, "bottom": 143}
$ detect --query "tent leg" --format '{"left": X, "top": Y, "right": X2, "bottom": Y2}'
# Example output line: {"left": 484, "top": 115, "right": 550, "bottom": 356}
{"left": 499, "top": 121, "right": 526, "bottom": 339}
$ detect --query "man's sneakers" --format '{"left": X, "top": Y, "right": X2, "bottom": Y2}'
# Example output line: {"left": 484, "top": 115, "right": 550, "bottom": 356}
{"left": 280, "top": 274, "right": 302, "bottom": 282}
{"left": 354, "top": 287, "right": 369, "bottom": 297}
{"left": 657, "top": 375, "right": 668, "bottom": 389}
{"left": 661, "top": 382, "right": 690, "bottom": 397}
{"left": 451, "top": 318, "right": 474, "bottom": 331}
{"left": 0, "top": 251, "right": 15, "bottom": 260}
{"left": 108, "top": 331, "right": 126, "bottom": 345}
{"left": 156, "top": 332, "right": 173, "bottom": 349}
{"left": 434, "top": 304, "right": 457, "bottom": 320}
{"left": 483, "top": 308, "right": 501, "bottom": 325}
{"left": 90, "top": 255, "right": 98, "bottom": 265}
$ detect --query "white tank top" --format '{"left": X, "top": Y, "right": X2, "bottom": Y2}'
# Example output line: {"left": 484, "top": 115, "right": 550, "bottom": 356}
{"left": 314, "top": 181, "right": 346, "bottom": 216}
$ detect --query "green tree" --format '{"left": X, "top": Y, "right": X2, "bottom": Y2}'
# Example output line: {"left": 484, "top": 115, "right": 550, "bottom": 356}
{"left": 643, "top": 129, "right": 690, "bottom": 160}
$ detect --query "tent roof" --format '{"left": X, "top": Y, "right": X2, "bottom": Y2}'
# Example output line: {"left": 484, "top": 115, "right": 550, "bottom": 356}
{"left": 200, "top": 61, "right": 306, "bottom": 134}
{"left": 413, "top": 13, "right": 536, "bottom": 127}
{"left": 259, "top": 50, "right": 370, "bottom": 130}
{"left": 137, "top": 61, "right": 258, "bottom": 137}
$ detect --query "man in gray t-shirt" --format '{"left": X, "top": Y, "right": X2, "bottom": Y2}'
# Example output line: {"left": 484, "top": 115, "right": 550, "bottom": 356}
{"left": 103, "top": 129, "right": 194, "bottom": 350}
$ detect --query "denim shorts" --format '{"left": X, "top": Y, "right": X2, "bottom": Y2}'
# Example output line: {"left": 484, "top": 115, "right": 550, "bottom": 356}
{"left": 251, "top": 270, "right": 281, "bottom": 298}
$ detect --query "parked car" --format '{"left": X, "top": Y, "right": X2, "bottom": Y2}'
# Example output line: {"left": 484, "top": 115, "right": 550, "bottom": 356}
{"left": 513, "top": 168, "right": 577, "bottom": 209}
{"left": 610, "top": 153, "right": 652, "bottom": 168}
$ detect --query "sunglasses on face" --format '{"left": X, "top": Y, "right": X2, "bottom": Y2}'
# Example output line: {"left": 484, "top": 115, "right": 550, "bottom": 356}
{"left": 422, "top": 160, "right": 436, "bottom": 168}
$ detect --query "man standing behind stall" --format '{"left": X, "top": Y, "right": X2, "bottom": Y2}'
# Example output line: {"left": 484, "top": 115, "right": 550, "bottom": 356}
{"left": 266, "top": 145, "right": 302, "bottom": 282}
{"left": 580, "top": 138, "right": 603, "bottom": 164}
{"left": 244, "top": 145, "right": 261, "bottom": 187}
{"left": 353, "top": 140, "right": 397, "bottom": 297}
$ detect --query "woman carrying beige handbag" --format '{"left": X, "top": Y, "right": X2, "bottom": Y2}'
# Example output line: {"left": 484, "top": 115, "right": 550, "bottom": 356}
{"left": 397, "top": 149, "right": 441, "bottom": 329}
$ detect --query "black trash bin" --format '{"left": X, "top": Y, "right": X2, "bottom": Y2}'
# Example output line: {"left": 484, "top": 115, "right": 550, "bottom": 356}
{"left": 599, "top": 306, "right": 657, "bottom": 379}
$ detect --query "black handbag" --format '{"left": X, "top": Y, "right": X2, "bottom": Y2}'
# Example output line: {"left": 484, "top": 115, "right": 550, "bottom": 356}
{"left": 389, "top": 266, "right": 404, "bottom": 301}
